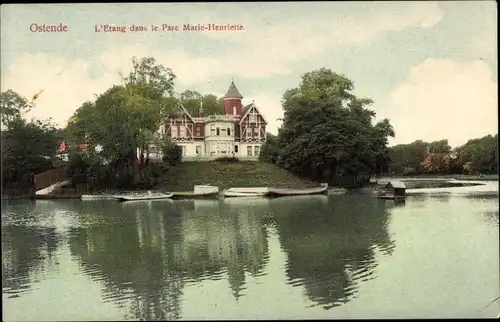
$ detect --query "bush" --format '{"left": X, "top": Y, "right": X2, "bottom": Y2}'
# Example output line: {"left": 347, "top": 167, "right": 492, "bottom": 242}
{"left": 215, "top": 156, "right": 240, "bottom": 163}
{"left": 161, "top": 141, "right": 183, "bottom": 167}
{"left": 140, "top": 162, "right": 164, "bottom": 187}
{"left": 66, "top": 150, "right": 91, "bottom": 177}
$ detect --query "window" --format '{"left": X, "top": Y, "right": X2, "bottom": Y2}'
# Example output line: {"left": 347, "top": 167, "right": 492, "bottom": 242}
{"left": 246, "top": 128, "right": 251, "bottom": 137}
{"left": 171, "top": 126, "right": 178, "bottom": 137}
{"left": 216, "top": 127, "right": 220, "bottom": 136}
{"left": 247, "top": 146, "right": 252, "bottom": 156}
{"left": 234, "top": 145, "right": 239, "bottom": 153}
{"left": 254, "top": 145, "right": 260, "bottom": 156}
{"left": 196, "top": 126, "right": 201, "bottom": 137}
{"left": 196, "top": 146, "right": 201, "bottom": 155}
{"left": 227, "top": 128, "right": 231, "bottom": 136}
{"left": 179, "top": 126, "right": 186, "bottom": 137}
{"left": 210, "top": 125, "right": 215, "bottom": 136}
{"left": 181, "top": 145, "right": 186, "bottom": 156}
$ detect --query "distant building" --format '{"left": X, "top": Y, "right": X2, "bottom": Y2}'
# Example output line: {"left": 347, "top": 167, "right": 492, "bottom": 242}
{"left": 160, "top": 80, "right": 268, "bottom": 160}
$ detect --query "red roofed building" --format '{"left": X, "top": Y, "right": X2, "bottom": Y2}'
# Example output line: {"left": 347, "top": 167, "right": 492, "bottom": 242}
{"left": 57, "top": 140, "right": 89, "bottom": 152}
{"left": 160, "top": 81, "right": 267, "bottom": 160}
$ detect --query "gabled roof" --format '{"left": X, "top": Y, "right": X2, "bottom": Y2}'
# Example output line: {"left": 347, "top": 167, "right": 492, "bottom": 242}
{"left": 240, "top": 104, "right": 252, "bottom": 117}
{"left": 224, "top": 81, "right": 243, "bottom": 99}
{"left": 386, "top": 181, "right": 406, "bottom": 189}
{"left": 239, "top": 102, "right": 268, "bottom": 125}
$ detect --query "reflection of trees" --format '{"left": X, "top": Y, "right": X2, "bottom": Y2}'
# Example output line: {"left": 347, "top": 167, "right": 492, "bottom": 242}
{"left": 68, "top": 198, "right": 270, "bottom": 320}
{"left": 269, "top": 195, "right": 395, "bottom": 310}
{"left": 2, "top": 224, "right": 60, "bottom": 297}
{"left": 180, "top": 199, "right": 270, "bottom": 299}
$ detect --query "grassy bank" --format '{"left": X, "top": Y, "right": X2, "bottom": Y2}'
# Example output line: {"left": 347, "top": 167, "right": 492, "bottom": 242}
{"left": 154, "top": 161, "right": 319, "bottom": 191}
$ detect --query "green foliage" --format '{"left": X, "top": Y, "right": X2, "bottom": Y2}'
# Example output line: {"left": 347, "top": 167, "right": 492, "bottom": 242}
{"left": 179, "top": 90, "right": 224, "bottom": 116}
{"left": 64, "top": 56, "right": 178, "bottom": 189}
{"left": 214, "top": 156, "right": 240, "bottom": 163}
{"left": 0, "top": 89, "right": 32, "bottom": 129}
{"left": 161, "top": 140, "right": 183, "bottom": 167}
{"left": 389, "top": 135, "right": 498, "bottom": 175}
{"left": 389, "top": 140, "right": 430, "bottom": 174}
{"left": 1, "top": 103, "right": 60, "bottom": 189}
{"left": 455, "top": 134, "right": 498, "bottom": 174}
{"left": 259, "top": 133, "right": 279, "bottom": 164}
{"left": 267, "top": 68, "right": 394, "bottom": 186}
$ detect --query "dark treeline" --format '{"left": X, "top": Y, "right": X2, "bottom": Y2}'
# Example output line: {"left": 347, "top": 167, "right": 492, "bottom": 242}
{"left": 388, "top": 136, "right": 498, "bottom": 176}
{"left": 259, "top": 68, "right": 395, "bottom": 187}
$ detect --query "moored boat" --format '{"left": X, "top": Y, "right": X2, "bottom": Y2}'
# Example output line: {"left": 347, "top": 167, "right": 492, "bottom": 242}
{"left": 267, "top": 183, "right": 328, "bottom": 197}
{"left": 170, "top": 185, "right": 220, "bottom": 200}
{"left": 223, "top": 187, "right": 269, "bottom": 198}
{"left": 115, "top": 191, "right": 174, "bottom": 202}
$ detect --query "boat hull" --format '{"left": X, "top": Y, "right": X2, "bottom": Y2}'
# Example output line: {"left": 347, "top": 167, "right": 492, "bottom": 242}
{"left": 116, "top": 193, "right": 173, "bottom": 202}
{"left": 267, "top": 183, "right": 328, "bottom": 197}
{"left": 170, "top": 191, "right": 220, "bottom": 200}
{"left": 223, "top": 191, "right": 268, "bottom": 198}
{"left": 81, "top": 194, "right": 118, "bottom": 200}
{"left": 223, "top": 187, "right": 269, "bottom": 198}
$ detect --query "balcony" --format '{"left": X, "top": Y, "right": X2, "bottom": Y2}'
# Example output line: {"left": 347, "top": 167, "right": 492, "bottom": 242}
{"left": 204, "top": 115, "right": 234, "bottom": 122}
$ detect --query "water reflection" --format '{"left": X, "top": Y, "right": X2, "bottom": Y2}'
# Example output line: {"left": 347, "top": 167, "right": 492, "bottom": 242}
{"left": 2, "top": 224, "right": 61, "bottom": 298}
{"left": 269, "top": 194, "right": 395, "bottom": 310}
{"left": 66, "top": 198, "right": 270, "bottom": 320}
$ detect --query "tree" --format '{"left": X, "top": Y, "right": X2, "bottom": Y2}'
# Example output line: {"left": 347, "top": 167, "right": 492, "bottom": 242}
{"left": 428, "top": 139, "right": 451, "bottom": 154}
{"left": 65, "top": 56, "right": 177, "bottom": 187}
{"left": 455, "top": 134, "right": 498, "bottom": 174}
{"left": 259, "top": 133, "right": 279, "bottom": 163}
{"left": 179, "top": 90, "right": 224, "bottom": 116}
{"left": 389, "top": 140, "right": 430, "bottom": 174}
{"left": 1, "top": 89, "right": 33, "bottom": 129}
{"left": 1, "top": 114, "right": 59, "bottom": 188}
{"left": 270, "top": 68, "right": 394, "bottom": 186}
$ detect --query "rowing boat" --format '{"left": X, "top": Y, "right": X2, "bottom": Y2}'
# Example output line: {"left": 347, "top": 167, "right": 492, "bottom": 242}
{"left": 170, "top": 185, "right": 220, "bottom": 200}
{"left": 223, "top": 187, "right": 269, "bottom": 198}
{"left": 115, "top": 191, "right": 174, "bottom": 201}
{"left": 267, "top": 183, "right": 328, "bottom": 197}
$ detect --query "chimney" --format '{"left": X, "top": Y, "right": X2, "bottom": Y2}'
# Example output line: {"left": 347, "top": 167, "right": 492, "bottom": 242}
{"left": 199, "top": 101, "right": 204, "bottom": 117}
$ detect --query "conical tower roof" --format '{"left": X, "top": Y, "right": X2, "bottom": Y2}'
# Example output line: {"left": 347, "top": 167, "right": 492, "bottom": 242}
{"left": 224, "top": 80, "right": 243, "bottom": 99}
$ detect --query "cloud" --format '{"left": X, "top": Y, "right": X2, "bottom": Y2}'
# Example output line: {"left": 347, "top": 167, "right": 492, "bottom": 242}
{"left": 198, "top": 2, "right": 444, "bottom": 79}
{"left": 0, "top": 53, "right": 119, "bottom": 127}
{"left": 1, "top": 2, "right": 444, "bottom": 129}
{"left": 382, "top": 58, "right": 498, "bottom": 147}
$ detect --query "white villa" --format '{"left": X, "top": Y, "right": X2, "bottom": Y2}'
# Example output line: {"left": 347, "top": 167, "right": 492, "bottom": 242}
{"left": 159, "top": 81, "right": 268, "bottom": 161}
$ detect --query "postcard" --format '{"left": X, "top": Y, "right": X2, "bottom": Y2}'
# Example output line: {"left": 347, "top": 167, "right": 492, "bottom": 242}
{"left": 1, "top": 2, "right": 498, "bottom": 321}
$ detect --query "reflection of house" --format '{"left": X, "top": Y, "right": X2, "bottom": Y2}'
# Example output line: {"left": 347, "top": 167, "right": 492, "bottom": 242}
{"left": 160, "top": 81, "right": 268, "bottom": 161}
{"left": 180, "top": 206, "right": 269, "bottom": 299}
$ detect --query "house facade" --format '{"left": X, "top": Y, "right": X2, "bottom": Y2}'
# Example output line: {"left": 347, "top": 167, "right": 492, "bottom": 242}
{"left": 160, "top": 81, "right": 267, "bottom": 160}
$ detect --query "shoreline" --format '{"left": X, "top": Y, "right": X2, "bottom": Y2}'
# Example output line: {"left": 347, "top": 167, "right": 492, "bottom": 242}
{"left": 2, "top": 179, "right": 494, "bottom": 201}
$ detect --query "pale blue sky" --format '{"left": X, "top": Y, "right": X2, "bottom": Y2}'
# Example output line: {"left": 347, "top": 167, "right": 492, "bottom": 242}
{"left": 1, "top": 2, "right": 497, "bottom": 146}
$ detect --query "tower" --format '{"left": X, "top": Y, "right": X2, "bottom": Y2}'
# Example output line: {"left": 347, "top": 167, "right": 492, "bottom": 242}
{"left": 223, "top": 80, "right": 243, "bottom": 115}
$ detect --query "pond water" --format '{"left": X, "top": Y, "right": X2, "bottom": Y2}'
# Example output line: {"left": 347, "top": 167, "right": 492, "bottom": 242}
{"left": 2, "top": 181, "right": 499, "bottom": 320}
